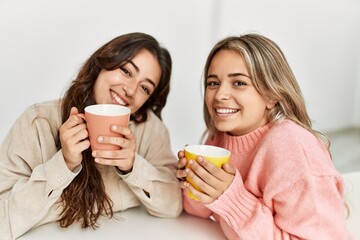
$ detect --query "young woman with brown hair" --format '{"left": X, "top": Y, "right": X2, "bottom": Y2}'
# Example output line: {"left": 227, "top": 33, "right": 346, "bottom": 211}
{"left": 0, "top": 32, "right": 182, "bottom": 239}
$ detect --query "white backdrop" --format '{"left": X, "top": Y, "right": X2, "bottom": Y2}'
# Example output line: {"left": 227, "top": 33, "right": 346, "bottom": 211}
{"left": 1, "top": 0, "right": 359, "bottom": 154}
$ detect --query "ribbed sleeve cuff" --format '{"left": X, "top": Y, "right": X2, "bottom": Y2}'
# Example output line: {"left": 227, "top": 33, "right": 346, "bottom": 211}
{"left": 205, "top": 170, "right": 258, "bottom": 227}
{"left": 117, "top": 153, "right": 151, "bottom": 191}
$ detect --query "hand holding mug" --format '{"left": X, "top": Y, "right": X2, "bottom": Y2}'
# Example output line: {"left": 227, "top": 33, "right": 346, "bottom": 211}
{"left": 59, "top": 107, "right": 90, "bottom": 171}
{"left": 78, "top": 104, "right": 134, "bottom": 172}
{"left": 178, "top": 145, "right": 236, "bottom": 203}
{"left": 92, "top": 124, "right": 136, "bottom": 173}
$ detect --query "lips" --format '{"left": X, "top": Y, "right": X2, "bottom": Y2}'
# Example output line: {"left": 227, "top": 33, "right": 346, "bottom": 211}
{"left": 111, "top": 90, "right": 128, "bottom": 106}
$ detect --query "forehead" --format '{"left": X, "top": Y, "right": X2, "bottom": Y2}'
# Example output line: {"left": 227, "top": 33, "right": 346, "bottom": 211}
{"left": 130, "top": 49, "right": 162, "bottom": 85}
{"left": 208, "top": 50, "right": 248, "bottom": 74}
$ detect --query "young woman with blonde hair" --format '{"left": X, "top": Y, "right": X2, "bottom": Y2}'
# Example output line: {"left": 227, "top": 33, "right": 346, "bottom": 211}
{"left": 176, "top": 33, "right": 353, "bottom": 239}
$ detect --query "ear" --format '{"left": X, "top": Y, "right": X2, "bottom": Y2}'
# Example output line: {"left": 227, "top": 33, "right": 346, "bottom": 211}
{"left": 265, "top": 99, "right": 277, "bottom": 110}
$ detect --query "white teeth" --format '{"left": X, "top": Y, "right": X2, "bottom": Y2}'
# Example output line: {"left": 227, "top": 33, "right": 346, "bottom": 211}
{"left": 216, "top": 108, "right": 238, "bottom": 114}
{"left": 111, "top": 92, "right": 126, "bottom": 106}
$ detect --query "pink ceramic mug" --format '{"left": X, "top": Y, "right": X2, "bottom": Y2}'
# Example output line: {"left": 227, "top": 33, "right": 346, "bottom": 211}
{"left": 79, "top": 104, "right": 131, "bottom": 151}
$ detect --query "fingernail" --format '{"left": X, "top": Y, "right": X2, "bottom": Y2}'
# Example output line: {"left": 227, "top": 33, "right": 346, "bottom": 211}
{"left": 98, "top": 136, "right": 103, "bottom": 142}
{"left": 92, "top": 151, "right": 96, "bottom": 157}
{"left": 188, "top": 160, "right": 194, "bottom": 165}
{"left": 111, "top": 125, "right": 117, "bottom": 131}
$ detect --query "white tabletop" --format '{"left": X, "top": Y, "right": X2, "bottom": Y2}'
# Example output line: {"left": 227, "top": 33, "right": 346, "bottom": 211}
{"left": 18, "top": 206, "right": 226, "bottom": 240}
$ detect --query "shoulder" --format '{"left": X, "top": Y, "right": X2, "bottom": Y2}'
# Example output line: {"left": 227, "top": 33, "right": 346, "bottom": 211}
{"left": 22, "top": 99, "right": 62, "bottom": 124}
{"left": 262, "top": 120, "right": 321, "bottom": 150}
{"left": 16, "top": 99, "right": 62, "bottom": 134}
{"left": 259, "top": 120, "right": 334, "bottom": 175}
{"left": 261, "top": 119, "right": 321, "bottom": 151}
{"left": 26, "top": 99, "right": 61, "bottom": 115}
{"left": 1, "top": 99, "right": 62, "bottom": 156}
{"left": 266, "top": 120, "right": 311, "bottom": 140}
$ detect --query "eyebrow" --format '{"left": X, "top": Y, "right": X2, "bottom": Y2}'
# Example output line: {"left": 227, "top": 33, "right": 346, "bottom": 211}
{"left": 126, "top": 60, "right": 157, "bottom": 88}
{"left": 207, "top": 72, "right": 251, "bottom": 79}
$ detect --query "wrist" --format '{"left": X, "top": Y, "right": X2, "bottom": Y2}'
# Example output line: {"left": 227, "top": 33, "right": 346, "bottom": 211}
{"left": 116, "top": 166, "right": 133, "bottom": 175}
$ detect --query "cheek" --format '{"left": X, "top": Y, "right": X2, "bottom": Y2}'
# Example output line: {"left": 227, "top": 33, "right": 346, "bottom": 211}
{"left": 93, "top": 80, "right": 102, "bottom": 102}
{"left": 205, "top": 91, "right": 214, "bottom": 106}
{"left": 247, "top": 99, "right": 268, "bottom": 117}
{"left": 132, "top": 95, "right": 150, "bottom": 112}
{"left": 205, "top": 99, "right": 213, "bottom": 115}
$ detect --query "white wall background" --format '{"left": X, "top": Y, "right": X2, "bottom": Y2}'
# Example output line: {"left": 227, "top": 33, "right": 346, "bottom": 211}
{"left": 1, "top": 0, "right": 359, "bottom": 154}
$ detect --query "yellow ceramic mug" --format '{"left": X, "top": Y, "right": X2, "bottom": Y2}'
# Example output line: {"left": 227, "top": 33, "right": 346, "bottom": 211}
{"left": 184, "top": 145, "right": 231, "bottom": 200}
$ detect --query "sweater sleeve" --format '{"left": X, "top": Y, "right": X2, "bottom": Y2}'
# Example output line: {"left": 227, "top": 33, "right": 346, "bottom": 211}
{"left": 117, "top": 113, "right": 182, "bottom": 218}
{"left": 0, "top": 108, "right": 80, "bottom": 239}
{"left": 206, "top": 170, "right": 351, "bottom": 239}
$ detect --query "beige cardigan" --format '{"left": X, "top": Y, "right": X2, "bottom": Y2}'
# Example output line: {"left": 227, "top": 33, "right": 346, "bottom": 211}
{"left": 0, "top": 100, "right": 182, "bottom": 240}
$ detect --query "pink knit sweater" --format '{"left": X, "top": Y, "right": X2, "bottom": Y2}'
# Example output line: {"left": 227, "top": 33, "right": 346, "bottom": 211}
{"left": 183, "top": 120, "right": 353, "bottom": 239}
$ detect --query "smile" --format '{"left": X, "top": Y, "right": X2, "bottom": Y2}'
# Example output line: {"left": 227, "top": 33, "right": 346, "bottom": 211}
{"left": 215, "top": 108, "right": 239, "bottom": 114}
{"left": 111, "top": 90, "right": 128, "bottom": 106}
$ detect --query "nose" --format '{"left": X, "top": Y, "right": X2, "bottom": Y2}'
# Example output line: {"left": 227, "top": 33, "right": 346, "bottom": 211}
{"left": 215, "top": 83, "right": 231, "bottom": 101}
{"left": 122, "top": 82, "right": 137, "bottom": 97}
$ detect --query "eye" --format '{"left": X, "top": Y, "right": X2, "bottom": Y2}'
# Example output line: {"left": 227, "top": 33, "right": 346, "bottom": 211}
{"left": 141, "top": 85, "right": 152, "bottom": 95}
{"left": 120, "top": 67, "right": 131, "bottom": 77}
{"left": 233, "top": 80, "right": 247, "bottom": 87}
{"left": 206, "top": 81, "right": 219, "bottom": 88}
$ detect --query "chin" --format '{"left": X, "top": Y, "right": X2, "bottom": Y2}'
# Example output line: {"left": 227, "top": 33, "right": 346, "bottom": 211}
{"left": 214, "top": 123, "right": 232, "bottom": 133}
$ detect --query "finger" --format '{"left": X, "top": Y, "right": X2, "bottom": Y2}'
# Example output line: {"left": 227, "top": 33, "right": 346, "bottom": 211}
{"left": 176, "top": 157, "right": 187, "bottom": 169}
{"left": 76, "top": 139, "right": 91, "bottom": 152}
{"left": 62, "top": 107, "right": 83, "bottom": 130}
{"left": 178, "top": 180, "right": 189, "bottom": 189}
{"left": 93, "top": 149, "right": 122, "bottom": 159}
{"left": 94, "top": 158, "right": 119, "bottom": 166}
{"left": 175, "top": 168, "right": 187, "bottom": 179}
{"left": 188, "top": 158, "right": 219, "bottom": 184}
{"left": 196, "top": 156, "right": 229, "bottom": 182}
{"left": 94, "top": 157, "right": 133, "bottom": 171}
{"left": 70, "top": 107, "right": 85, "bottom": 124}
{"left": 111, "top": 126, "right": 135, "bottom": 141}
{"left": 93, "top": 147, "right": 135, "bottom": 161}
{"left": 62, "top": 123, "right": 88, "bottom": 141}
{"left": 98, "top": 136, "right": 129, "bottom": 149}
{"left": 185, "top": 166, "right": 216, "bottom": 195}
{"left": 63, "top": 115, "right": 80, "bottom": 129}
{"left": 177, "top": 150, "right": 185, "bottom": 159}
{"left": 72, "top": 124, "right": 89, "bottom": 142}
{"left": 186, "top": 183, "right": 213, "bottom": 204}
{"left": 222, "top": 163, "right": 236, "bottom": 175}
{"left": 70, "top": 106, "right": 78, "bottom": 116}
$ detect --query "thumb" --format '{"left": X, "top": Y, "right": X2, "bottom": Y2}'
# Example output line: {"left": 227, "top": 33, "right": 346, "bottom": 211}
{"left": 223, "top": 163, "right": 236, "bottom": 175}
{"left": 69, "top": 106, "right": 79, "bottom": 116}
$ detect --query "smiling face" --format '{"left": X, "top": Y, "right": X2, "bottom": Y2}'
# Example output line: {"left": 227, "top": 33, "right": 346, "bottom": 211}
{"left": 93, "top": 49, "right": 161, "bottom": 114}
{"left": 205, "top": 50, "right": 275, "bottom": 136}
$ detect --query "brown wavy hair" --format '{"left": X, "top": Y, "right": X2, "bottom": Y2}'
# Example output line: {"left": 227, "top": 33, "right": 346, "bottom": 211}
{"left": 202, "top": 33, "right": 330, "bottom": 149}
{"left": 56, "top": 32, "right": 172, "bottom": 228}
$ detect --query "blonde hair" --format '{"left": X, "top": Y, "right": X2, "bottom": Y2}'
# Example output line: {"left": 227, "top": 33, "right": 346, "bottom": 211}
{"left": 203, "top": 33, "right": 330, "bottom": 149}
